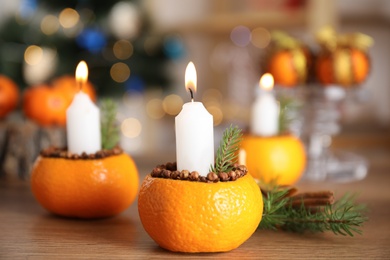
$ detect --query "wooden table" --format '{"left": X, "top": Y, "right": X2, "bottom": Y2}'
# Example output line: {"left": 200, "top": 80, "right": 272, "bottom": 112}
{"left": 1, "top": 147, "right": 390, "bottom": 259}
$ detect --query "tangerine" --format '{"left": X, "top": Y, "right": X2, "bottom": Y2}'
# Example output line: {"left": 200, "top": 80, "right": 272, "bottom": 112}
{"left": 316, "top": 48, "right": 370, "bottom": 87}
{"left": 138, "top": 174, "right": 263, "bottom": 253}
{"left": 267, "top": 49, "right": 310, "bottom": 87}
{"left": 23, "top": 86, "right": 69, "bottom": 126}
{"left": 31, "top": 153, "right": 139, "bottom": 218}
{"left": 0, "top": 75, "right": 19, "bottom": 118}
{"left": 52, "top": 75, "right": 96, "bottom": 103}
{"left": 241, "top": 134, "right": 306, "bottom": 185}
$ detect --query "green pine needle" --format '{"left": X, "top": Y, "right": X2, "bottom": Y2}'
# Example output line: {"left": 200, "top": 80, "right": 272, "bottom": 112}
{"left": 101, "top": 99, "right": 120, "bottom": 150}
{"left": 259, "top": 187, "right": 367, "bottom": 236}
{"left": 210, "top": 125, "right": 242, "bottom": 174}
{"left": 278, "top": 96, "right": 302, "bottom": 134}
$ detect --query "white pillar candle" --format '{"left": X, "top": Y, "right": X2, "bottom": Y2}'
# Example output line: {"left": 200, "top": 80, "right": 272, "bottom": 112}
{"left": 251, "top": 73, "right": 279, "bottom": 136}
{"left": 175, "top": 62, "right": 214, "bottom": 176}
{"left": 66, "top": 61, "right": 101, "bottom": 154}
{"left": 238, "top": 149, "right": 246, "bottom": 165}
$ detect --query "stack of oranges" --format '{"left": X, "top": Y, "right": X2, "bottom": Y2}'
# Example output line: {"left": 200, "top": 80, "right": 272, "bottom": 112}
{"left": 23, "top": 76, "right": 96, "bottom": 126}
{"left": 315, "top": 26, "right": 373, "bottom": 87}
{"left": 265, "top": 28, "right": 373, "bottom": 88}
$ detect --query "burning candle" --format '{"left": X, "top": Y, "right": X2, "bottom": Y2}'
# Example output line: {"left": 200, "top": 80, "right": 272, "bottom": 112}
{"left": 175, "top": 62, "right": 214, "bottom": 176}
{"left": 251, "top": 73, "right": 279, "bottom": 136}
{"left": 66, "top": 61, "right": 101, "bottom": 154}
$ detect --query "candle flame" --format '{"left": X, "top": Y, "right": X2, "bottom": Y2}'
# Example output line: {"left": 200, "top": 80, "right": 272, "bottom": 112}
{"left": 185, "top": 61, "right": 197, "bottom": 95}
{"left": 76, "top": 60, "right": 88, "bottom": 90}
{"left": 259, "top": 73, "right": 274, "bottom": 91}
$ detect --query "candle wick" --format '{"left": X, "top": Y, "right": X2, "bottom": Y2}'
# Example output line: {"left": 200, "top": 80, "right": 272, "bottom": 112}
{"left": 77, "top": 81, "right": 82, "bottom": 91}
{"left": 189, "top": 88, "right": 194, "bottom": 102}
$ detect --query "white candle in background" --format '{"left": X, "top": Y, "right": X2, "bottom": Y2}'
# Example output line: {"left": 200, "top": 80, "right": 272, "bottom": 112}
{"left": 175, "top": 62, "right": 214, "bottom": 176}
{"left": 66, "top": 61, "right": 101, "bottom": 154}
{"left": 251, "top": 73, "right": 279, "bottom": 136}
{"left": 238, "top": 149, "right": 246, "bottom": 166}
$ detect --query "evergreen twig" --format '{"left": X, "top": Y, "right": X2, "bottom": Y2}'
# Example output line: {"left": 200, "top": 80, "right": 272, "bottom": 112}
{"left": 259, "top": 186, "right": 367, "bottom": 236}
{"left": 101, "top": 99, "right": 120, "bottom": 150}
{"left": 210, "top": 125, "right": 242, "bottom": 174}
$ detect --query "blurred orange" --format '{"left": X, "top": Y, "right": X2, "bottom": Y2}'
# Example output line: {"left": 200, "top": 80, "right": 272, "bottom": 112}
{"left": 267, "top": 49, "right": 310, "bottom": 87}
{"left": 31, "top": 153, "right": 139, "bottom": 218}
{"left": 138, "top": 174, "right": 263, "bottom": 253}
{"left": 52, "top": 75, "right": 96, "bottom": 103}
{"left": 316, "top": 48, "right": 370, "bottom": 87}
{"left": 0, "top": 75, "right": 19, "bottom": 118}
{"left": 241, "top": 134, "right": 306, "bottom": 185}
{"left": 23, "top": 76, "right": 96, "bottom": 126}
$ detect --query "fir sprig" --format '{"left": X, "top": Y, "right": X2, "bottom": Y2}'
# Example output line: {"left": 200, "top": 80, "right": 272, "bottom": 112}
{"left": 210, "top": 125, "right": 242, "bottom": 174}
{"left": 259, "top": 187, "right": 367, "bottom": 236}
{"left": 101, "top": 99, "right": 120, "bottom": 150}
{"left": 278, "top": 96, "right": 301, "bottom": 134}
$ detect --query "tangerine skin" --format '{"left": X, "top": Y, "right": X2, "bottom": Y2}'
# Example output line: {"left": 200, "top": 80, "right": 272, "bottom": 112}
{"left": 31, "top": 153, "right": 139, "bottom": 218}
{"left": 0, "top": 75, "right": 19, "bottom": 118}
{"left": 23, "top": 76, "right": 96, "bottom": 127}
{"left": 138, "top": 174, "right": 263, "bottom": 253}
{"left": 268, "top": 51, "right": 299, "bottom": 87}
{"left": 242, "top": 134, "right": 306, "bottom": 185}
{"left": 316, "top": 48, "right": 370, "bottom": 87}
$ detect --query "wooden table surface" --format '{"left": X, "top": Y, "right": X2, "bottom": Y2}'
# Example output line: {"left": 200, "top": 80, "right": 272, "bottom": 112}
{"left": 1, "top": 144, "right": 390, "bottom": 259}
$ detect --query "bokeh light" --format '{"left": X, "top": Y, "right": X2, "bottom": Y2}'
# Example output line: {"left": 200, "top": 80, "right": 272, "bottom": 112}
{"left": 110, "top": 62, "right": 130, "bottom": 83}
{"left": 163, "top": 35, "right": 185, "bottom": 59}
{"left": 113, "top": 40, "right": 133, "bottom": 60}
{"left": 109, "top": 2, "right": 140, "bottom": 39}
{"left": 121, "top": 117, "right": 142, "bottom": 138}
{"left": 251, "top": 27, "right": 271, "bottom": 48}
{"left": 59, "top": 8, "right": 80, "bottom": 29}
{"left": 41, "top": 15, "right": 60, "bottom": 35}
{"left": 76, "top": 28, "right": 107, "bottom": 53}
{"left": 206, "top": 105, "right": 223, "bottom": 126}
{"left": 230, "top": 26, "right": 251, "bottom": 47}
{"left": 162, "top": 94, "right": 183, "bottom": 116}
{"left": 24, "top": 45, "right": 43, "bottom": 65}
{"left": 146, "top": 98, "right": 165, "bottom": 119}
{"left": 16, "top": 0, "right": 37, "bottom": 23}
{"left": 202, "top": 88, "right": 223, "bottom": 107}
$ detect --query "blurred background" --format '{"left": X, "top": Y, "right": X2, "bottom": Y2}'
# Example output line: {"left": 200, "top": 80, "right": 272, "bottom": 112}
{"left": 0, "top": 0, "right": 389, "bottom": 179}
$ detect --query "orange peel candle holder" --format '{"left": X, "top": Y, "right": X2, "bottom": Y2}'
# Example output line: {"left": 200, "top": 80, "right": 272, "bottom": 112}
{"left": 30, "top": 61, "right": 139, "bottom": 219}
{"left": 242, "top": 134, "right": 306, "bottom": 186}
{"left": 138, "top": 165, "right": 262, "bottom": 253}
{"left": 138, "top": 63, "right": 263, "bottom": 253}
{"left": 246, "top": 73, "right": 306, "bottom": 185}
{"left": 31, "top": 148, "right": 139, "bottom": 219}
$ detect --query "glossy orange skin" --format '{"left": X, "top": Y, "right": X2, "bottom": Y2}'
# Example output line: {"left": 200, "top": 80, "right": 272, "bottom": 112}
{"left": 23, "top": 77, "right": 96, "bottom": 126}
{"left": 316, "top": 48, "right": 370, "bottom": 87}
{"left": 31, "top": 153, "right": 139, "bottom": 218}
{"left": 0, "top": 75, "right": 19, "bottom": 118}
{"left": 138, "top": 174, "right": 263, "bottom": 253}
{"left": 241, "top": 134, "right": 306, "bottom": 185}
